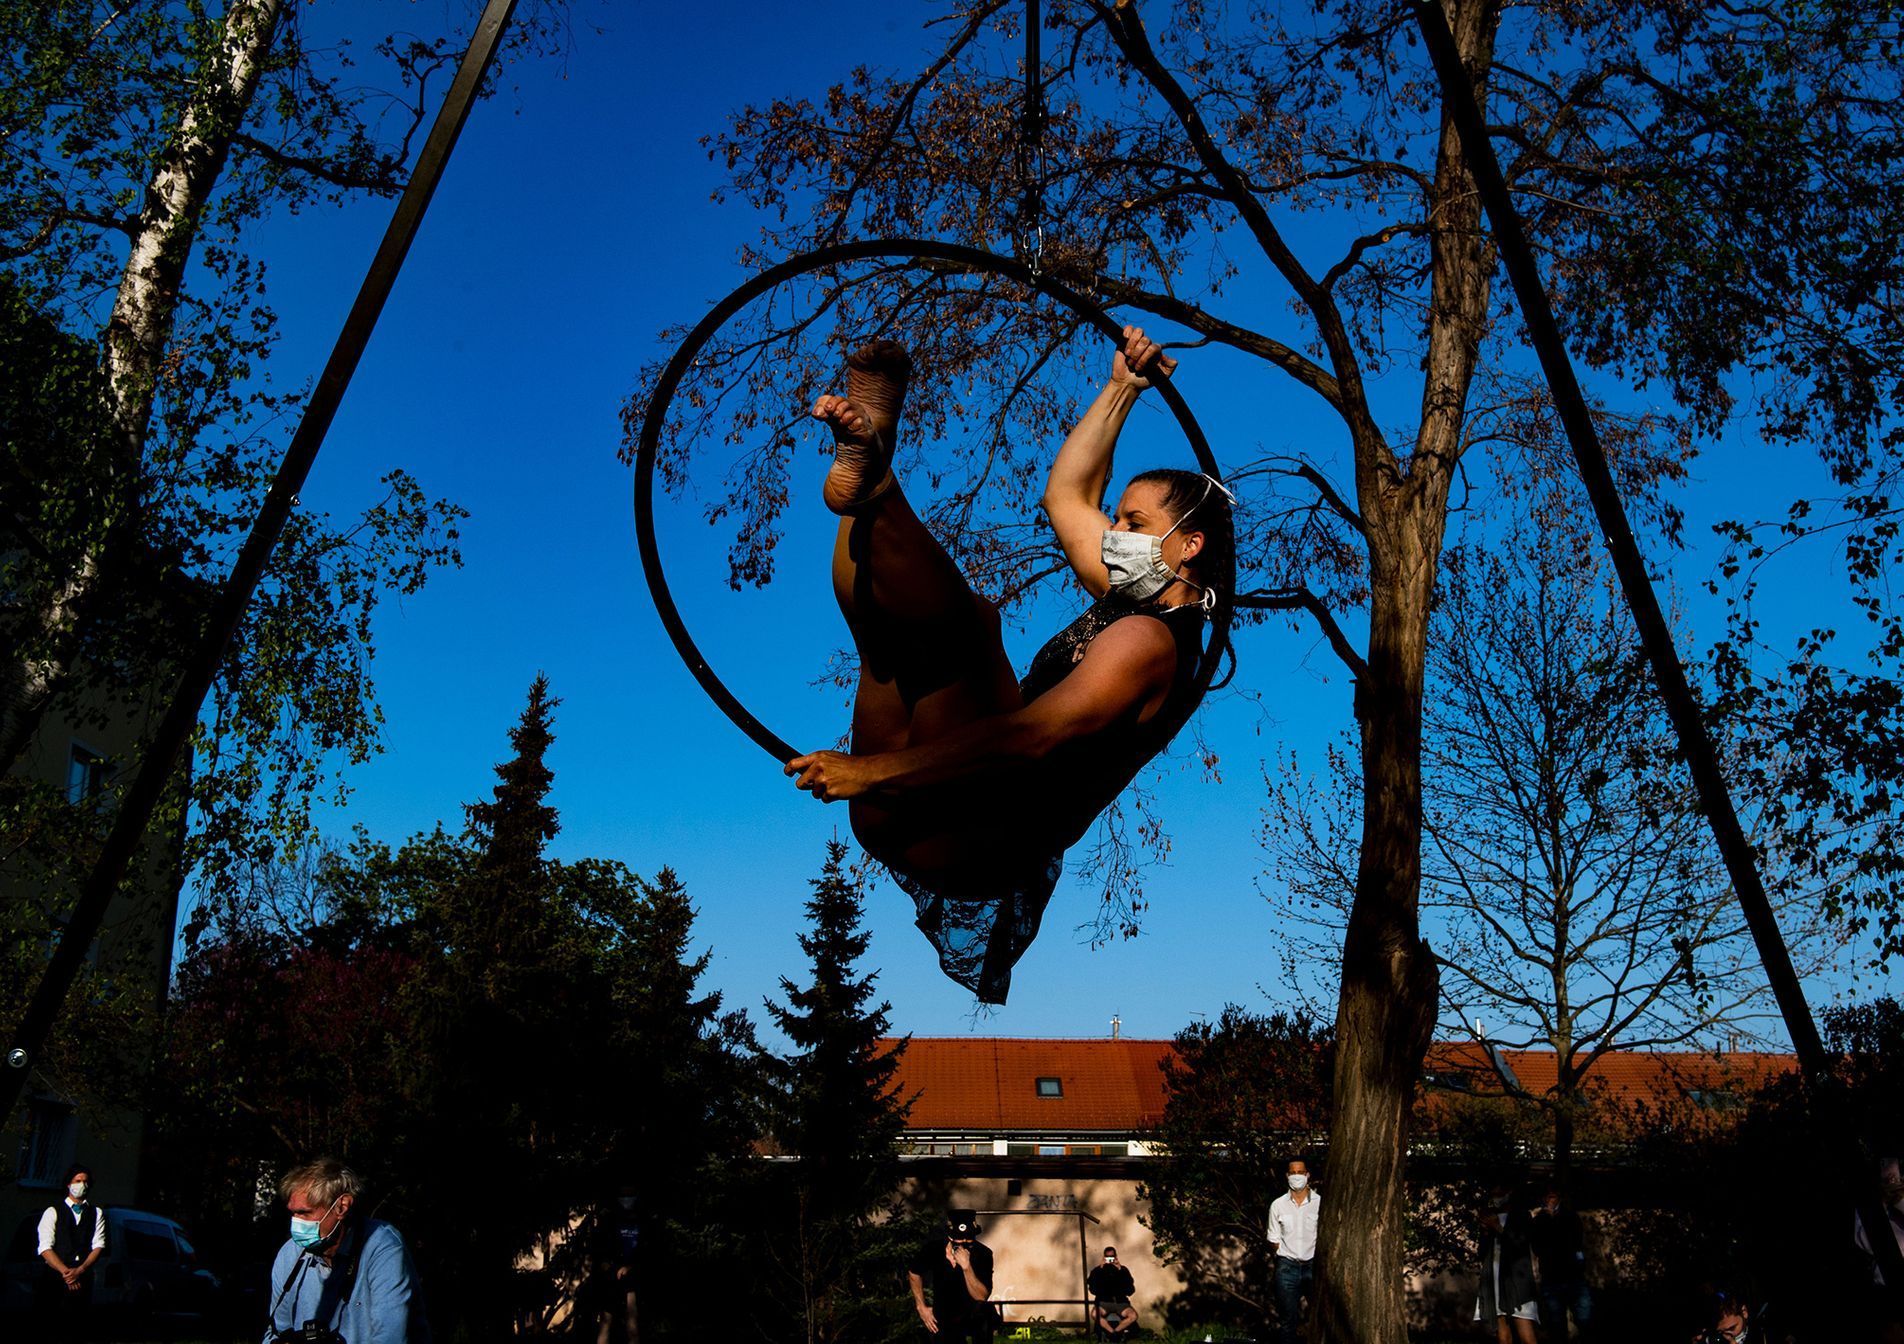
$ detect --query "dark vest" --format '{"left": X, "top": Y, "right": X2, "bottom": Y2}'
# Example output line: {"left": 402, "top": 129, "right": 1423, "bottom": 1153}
{"left": 49, "top": 1202, "right": 99, "bottom": 1269}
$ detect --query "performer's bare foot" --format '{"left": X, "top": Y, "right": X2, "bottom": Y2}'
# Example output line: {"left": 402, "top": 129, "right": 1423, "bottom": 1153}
{"left": 814, "top": 340, "right": 910, "bottom": 514}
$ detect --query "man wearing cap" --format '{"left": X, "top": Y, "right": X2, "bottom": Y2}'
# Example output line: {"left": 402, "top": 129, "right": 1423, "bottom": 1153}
{"left": 907, "top": 1209, "right": 995, "bottom": 1341}
{"left": 1087, "top": 1245, "right": 1138, "bottom": 1338}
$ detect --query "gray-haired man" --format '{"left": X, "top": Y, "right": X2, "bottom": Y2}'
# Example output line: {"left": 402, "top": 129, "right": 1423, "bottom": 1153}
{"left": 265, "top": 1158, "right": 428, "bottom": 1343}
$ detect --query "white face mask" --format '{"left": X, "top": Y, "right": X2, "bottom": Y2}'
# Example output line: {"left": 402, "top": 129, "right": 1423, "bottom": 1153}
{"left": 1288, "top": 1174, "right": 1309, "bottom": 1191}
{"left": 1100, "top": 476, "right": 1228, "bottom": 606}
{"left": 1100, "top": 527, "right": 1179, "bottom": 601}
{"left": 68, "top": 1182, "right": 88, "bottom": 1201}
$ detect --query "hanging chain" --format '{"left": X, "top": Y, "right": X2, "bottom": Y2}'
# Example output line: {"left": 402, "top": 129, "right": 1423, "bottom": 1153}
{"left": 1017, "top": 0, "right": 1047, "bottom": 277}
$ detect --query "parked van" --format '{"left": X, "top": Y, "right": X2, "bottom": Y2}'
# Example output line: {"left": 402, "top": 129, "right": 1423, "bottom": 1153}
{"left": 2, "top": 1205, "right": 224, "bottom": 1320}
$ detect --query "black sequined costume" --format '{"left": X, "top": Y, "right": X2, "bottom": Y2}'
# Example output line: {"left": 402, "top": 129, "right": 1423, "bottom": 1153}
{"left": 892, "top": 593, "right": 1206, "bottom": 1003}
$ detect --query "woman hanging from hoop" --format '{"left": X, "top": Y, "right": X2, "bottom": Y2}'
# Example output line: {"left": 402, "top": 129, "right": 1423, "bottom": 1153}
{"left": 786, "top": 327, "right": 1234, "bottom": 1003}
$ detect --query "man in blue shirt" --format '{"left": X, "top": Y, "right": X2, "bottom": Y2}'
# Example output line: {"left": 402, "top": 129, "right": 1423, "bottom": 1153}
{"left": 265, "top": 1158, "right": 427, "bottom": 1343}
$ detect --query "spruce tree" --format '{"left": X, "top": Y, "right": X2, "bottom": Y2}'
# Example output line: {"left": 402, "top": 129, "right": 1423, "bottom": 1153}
{"left": 454, "top": 673, "right": 562, "bottom": 979}
{"left": 600, "top": 863, "right": 764, "bottom": 1341}
{"left": 401, "top": 675, "right": 573, "bottom": 1338}
{"left": 761, "top": 840, "right": 916, "bottom": 1344}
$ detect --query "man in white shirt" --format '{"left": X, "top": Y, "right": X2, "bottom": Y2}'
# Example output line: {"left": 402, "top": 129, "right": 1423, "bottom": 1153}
{"left": 1266, "top": 1158, "right": 1319, "bottom": 1344}
{"left": 37, "top": 1162, "right": 107, "bottom": 1333}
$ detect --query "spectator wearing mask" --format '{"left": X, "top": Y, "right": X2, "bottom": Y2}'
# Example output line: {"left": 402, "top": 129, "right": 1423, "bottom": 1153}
{"left": 1266, "top": 1158, "right": 1320, "bottom": 1344}
{"left": 36, "top": 1163, "right": 105, "bottom": 1335}
{"left": 264, "top": 1157, "right": 427, "bottom": 1343}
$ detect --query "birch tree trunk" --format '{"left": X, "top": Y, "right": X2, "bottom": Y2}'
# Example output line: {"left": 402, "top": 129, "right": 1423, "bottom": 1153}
{"left": 0, "top": 0, "right": 284, "bottom": 771}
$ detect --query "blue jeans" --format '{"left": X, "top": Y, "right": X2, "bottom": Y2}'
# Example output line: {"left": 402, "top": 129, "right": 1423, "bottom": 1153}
{"left": 1540, "top": 1279, "right": 1592, "bottom": 1339}
{"left": 1274, "top": 1256, "right": 1314, "bottom": 1344}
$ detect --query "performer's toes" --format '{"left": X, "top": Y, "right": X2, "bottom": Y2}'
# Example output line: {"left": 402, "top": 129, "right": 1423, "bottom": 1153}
{"left": 821, "top": 340, "right": 911, "bottom": 514}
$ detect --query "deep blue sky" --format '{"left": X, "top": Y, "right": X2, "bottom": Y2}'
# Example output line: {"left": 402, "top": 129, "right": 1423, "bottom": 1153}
{"left": 215, "top": 0, "right": 1892, "bottom": 1045}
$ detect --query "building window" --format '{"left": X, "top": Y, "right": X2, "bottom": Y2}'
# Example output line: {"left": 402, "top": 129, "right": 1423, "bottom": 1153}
{"left": 1002, "top": 1141, "right": 1131, "bottom": 1158}
{"left": 67, "top": 743, "right": 109, "bottom": 805}
{"left": 1035, "top": 1077, "right": 1063, "bottom": 1097}
{"left": 18, "top": 1098, "right": 76, "bottom": 1185}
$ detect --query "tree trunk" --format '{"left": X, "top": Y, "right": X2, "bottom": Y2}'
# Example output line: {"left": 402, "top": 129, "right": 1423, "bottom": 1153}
{"left": 1313, "top": 547, "right": 1444, "bottom": 1344}
{"left": 0, "top": 0, "right": 284, "bottom": 771}
{"left": 1313, "top": 3, "right": 1497, "bottom": 1339}
{"left": 1553, "top": 1099, "right": 1576, "bottom": 1182}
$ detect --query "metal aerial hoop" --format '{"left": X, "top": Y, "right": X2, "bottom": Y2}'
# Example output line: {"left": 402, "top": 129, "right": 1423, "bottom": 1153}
{"left": 632, "top": 0, "right": 1229, "bottom": 764}
{"left": 630, "top": 239, "right": 1230, "bottom": 764}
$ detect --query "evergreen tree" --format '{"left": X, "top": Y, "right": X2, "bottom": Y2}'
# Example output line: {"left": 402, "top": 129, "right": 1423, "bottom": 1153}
{"left": 759, "top": 840, "right": 916, "bottom": 1344}
{"left": 399, "top": 676, "right": 574, "bottom": 1338}
{"left": 616, "top": 863, "right": 765, "bottom": 1341}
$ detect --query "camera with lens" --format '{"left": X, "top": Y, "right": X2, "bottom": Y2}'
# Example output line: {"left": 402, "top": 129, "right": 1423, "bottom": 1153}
{"left": 271, "top": 1324, "right": 345, "bottom": 1344}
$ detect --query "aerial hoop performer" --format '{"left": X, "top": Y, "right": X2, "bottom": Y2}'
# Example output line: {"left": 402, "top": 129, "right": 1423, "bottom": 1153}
{"left": 786, "top": 327, "right": 1234, "bottom": 1002}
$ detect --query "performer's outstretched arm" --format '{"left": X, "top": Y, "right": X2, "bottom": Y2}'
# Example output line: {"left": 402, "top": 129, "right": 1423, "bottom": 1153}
{"left": 1043, "top": 325, "right": 1177, "bottom": 596}
{"left": 786, "top": 615, "right": 1176, "bottom": 801}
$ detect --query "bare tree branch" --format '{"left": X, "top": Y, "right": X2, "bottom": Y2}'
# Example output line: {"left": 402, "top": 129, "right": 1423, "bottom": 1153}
{"left": 1234, "top": 585, "right": 1368, "bottom": 679}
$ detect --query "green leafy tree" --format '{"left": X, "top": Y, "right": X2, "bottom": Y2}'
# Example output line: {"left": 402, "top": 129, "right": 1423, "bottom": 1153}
{"left": 759, "top": 840, "right": 916, "bottom": 1344}
{"left": 1138, "top": 1007, "right": 1332, "bottom": 1333}
{"left": 1, "top": 279, "right": 171, "bottom": 1118}
{"left": 0, "top": 0, "right": 568, "bottom": 931}
{"left": 154, "top": 680, "right": 764, "bottom": 1340}
{"left": 642, "top": 5, "right": 1901, "bottom": 1333}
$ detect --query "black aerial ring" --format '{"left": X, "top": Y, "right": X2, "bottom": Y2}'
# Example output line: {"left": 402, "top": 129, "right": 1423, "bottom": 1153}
{"left": 633, "top": 237, "right": 1229, "bottom": 764}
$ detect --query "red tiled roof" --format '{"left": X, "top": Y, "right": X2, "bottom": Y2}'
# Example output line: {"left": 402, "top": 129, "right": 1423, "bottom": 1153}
{"left": 884, "top": 1037, "right": 1176, "bottom": 1132}
{"left": 1424, "top": 1041, "right": 1798, "bottom": 1103}
{"left": 884, "top": 1037, "right": 1798, "bottom": 1135}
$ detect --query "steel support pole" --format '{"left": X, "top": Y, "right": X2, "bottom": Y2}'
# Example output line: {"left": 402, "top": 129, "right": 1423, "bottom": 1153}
{"left": 1408, "top": 0, "right": 1904, "bottom": 1300}
{"left": 2, "top": 0, "right": 522, "bottom": 1126}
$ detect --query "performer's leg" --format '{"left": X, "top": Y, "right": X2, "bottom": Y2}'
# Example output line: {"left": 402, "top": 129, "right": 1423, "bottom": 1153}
{"left": 814, "top": 343, "right": 1018, "bottom": 753}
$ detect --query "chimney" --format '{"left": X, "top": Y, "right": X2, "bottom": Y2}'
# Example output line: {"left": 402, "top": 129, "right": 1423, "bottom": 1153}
{"left": 1111, "top": 1014, "right": 1122, "bottom": 1040}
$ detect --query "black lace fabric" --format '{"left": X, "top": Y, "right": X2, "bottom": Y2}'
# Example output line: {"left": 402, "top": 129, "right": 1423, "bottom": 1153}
{"left": 1019, "top": 595, "right": 1144, "bottom": 702}
{"left": 890, "top": 855, "right": 1063, "bottom": 1005}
